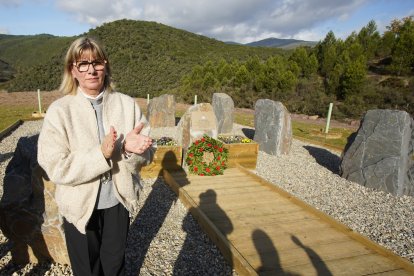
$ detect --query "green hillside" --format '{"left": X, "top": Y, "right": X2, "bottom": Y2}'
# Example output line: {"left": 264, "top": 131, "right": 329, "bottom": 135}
{"left": 0, "top": 20, "right": 284, "bottom": 97}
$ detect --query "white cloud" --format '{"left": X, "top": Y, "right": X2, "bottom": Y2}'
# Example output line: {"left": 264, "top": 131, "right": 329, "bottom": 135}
{"left": 0, "top": 26, "right": 10, "bottom": 34}
{"left": 293, "top": 29, "right": 325, "bottom": 42}
{"left": 56, "top": 0, "right": 370, "bottom": 42}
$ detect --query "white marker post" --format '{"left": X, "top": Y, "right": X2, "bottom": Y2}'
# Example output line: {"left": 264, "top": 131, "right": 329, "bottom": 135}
{"left": 147, "top": 94, "right": 150, "bottom": 105}
{"left": 37, "top": 89, "right": 42, "bottom": 114}
{"left": 325, "top": 103, "right": 333, "bottom": 134}
{"left": 194, "top": 95, "right": 197, "bottom": 105}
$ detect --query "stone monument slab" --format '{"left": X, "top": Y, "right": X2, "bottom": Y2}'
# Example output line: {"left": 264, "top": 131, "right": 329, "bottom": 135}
{"left": 253, "top": 99, "right": 292, "bottom": 155}
{"left": 340, "top": 109, "right": 414, "bottom": 196}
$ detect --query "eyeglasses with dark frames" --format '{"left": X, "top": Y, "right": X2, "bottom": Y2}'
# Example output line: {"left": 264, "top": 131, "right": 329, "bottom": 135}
{"left": 73, "top": 60, "right": 107, "bottom": 72}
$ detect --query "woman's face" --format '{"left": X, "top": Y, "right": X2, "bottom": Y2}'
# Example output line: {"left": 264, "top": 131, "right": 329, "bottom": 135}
{"left": 71, "top": 50, "right": 106, "bottom": 97}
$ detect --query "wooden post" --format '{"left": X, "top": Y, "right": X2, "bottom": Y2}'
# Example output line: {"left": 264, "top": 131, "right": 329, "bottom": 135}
{"left": 325, "top": 103, "right": 333, "bottom": 134}
{"left": 37, "top": 89, "right": 42, "bottom": 114}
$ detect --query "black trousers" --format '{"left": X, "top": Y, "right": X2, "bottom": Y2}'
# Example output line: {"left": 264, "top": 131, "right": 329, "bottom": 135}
{"left": 63, "top": 203, "right": 130, "bottom": 276}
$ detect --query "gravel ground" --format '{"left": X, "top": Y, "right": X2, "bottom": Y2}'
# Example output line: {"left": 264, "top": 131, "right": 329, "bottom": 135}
{"left": 0, "top": 120, "right": 413, "bottom": 275}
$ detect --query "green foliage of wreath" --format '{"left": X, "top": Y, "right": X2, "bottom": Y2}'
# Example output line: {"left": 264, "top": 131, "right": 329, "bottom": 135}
{"left": 186, "top": 135, "right": 229, "bottom": 176}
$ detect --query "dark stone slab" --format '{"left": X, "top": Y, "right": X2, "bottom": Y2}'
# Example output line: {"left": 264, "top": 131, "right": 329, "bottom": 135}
{"left": 212, "top": 93, "right": 234, "bottom": 134}
{"left": 340, "top": 109, "right": 414, "bottom": 196}
{"left": 253, "top": 99, "right": 292, "bottom": 156}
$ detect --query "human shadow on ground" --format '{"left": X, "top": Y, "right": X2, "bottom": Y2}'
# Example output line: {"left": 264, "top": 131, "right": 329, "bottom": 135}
{"left": 126, "top": 150, "right": 188, "bottom": 275}
{"left": 291, "top": 235, "right": 333, "bottom": 276}
{"left": 0, "top": 152, "right": 14, "bottom": 165}
{"left": 253, "top": 229, "right": 299, "bottom": 275}
{"left": 174, "top": 189, "right": 234, "bottom": 275}
{"left": 242, "top": 128, "right": 255, "bottom": 139}
{"left": 0, "top": 135, "right": 52, "bottom": 275}
{"left": 303, "top": 146, "right": 341, "bottom": 174}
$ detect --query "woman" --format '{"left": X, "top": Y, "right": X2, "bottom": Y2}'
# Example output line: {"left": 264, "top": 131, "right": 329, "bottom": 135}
{"left": 37, "top": 37, "right": 153, "bottom": 275}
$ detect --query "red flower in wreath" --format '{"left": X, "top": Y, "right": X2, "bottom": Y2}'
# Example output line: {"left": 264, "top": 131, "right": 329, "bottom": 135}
{"left": 186, "top": 135, "right": 229, "bottom": 176}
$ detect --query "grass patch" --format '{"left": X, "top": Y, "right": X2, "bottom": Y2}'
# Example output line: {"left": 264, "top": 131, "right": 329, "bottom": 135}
{"left": 292, "top": 121, "right": 354, "bottom": 151}
{"left": 0, "top": 104, "right": 354, "bottom": 151}
{"left": 234, "top": 112, "right": 254, "bottom": 127}
{"left": 232, "top": 112, "right": 353, "bottom": 151}
{"left": 0, "top": 105, "right": 37, "bottom": 132}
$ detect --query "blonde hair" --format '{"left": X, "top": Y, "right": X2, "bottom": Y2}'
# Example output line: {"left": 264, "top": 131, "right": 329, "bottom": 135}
{"left": 59, "top": 37, "right": 114, "bottom": 95}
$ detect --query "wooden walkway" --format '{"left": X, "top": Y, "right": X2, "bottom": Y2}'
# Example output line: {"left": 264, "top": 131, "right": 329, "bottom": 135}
{"left": 163, "top": 167, "right": 414, "bottom": 276}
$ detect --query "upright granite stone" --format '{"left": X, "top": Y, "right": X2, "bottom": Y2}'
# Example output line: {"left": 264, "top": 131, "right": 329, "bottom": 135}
{"left": 175, "top": 103, "right": 218, "bottom": 172}
{"left": 340, "top": 109, "right": 414, "bottom": 196}
{"left": 147, "top": 94, "right": 176, "bottom": 128}
{"left": 212, "top": 93, "right": 234, "bottom": 134}
{"left": 176, "top": 103, "right": 218, "bottom": 149}
{"left": 253, "top": 99, "right": 292, "bottom": 155}
{"left": 0, "top": 135, "right": 69, "bottom": 264}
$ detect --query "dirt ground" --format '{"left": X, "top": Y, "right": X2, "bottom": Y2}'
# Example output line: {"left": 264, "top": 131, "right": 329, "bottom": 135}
{"left": 0, "top": 91, "right": 359, "bottom": 130}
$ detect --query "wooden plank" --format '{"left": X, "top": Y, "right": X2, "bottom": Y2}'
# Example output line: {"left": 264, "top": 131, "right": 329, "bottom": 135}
{"left": 224, "top": 218, "right": 330, "bottom": 242}
{"left": 165, "top": 168, "right": 414, "bottom": 275}
{"left": 189, "top": 188, "right": 289, "bottom": 202}
{"left": 244, "top": 239, "right": 377, "bottom": 272}
{"left": 244, "top": 237, "right": 374, "bottom": 269}
{"left": 187, "top": 175, "right": 249, "bottom": 184}
{"left": 369, "top": 269, "right": 414, "bottom": 276}
{"left": 140, "top": 145, "right": 182, "bottom": 178}
{"left": 284, "top": 253, "right": 407, "bottom": 276}
{"left": 187, "top": 190, "right": 284, "bottom": 205}
{"left": 233, "top": 228, "right": 352, "bottom": 256}
{"left": 195, "top": 197, "right": 295, "bottom": 212}
{"left": 223, "top": 142, "right": 258, "bottom": 169}
{"left": 200, "top": 202, "right": 308, "bottom": 219}
{"left": 237, "top": 166, "right": 414, "bottom": 274}
{"left": 163, "top": 169, "right": 258, "bottom": 276}
{"left": 183, "top": 180, "right": 260, "bottom": 192}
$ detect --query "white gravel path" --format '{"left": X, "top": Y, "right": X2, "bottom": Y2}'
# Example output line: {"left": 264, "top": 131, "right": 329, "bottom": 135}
{"left": 0, "top": 120, "right": 413, "bottom": 275}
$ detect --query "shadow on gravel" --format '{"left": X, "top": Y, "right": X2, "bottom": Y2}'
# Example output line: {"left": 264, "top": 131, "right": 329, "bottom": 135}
{"left": 0, "top": 135, "right": 53, "bottom": 275}
{"left": 303, "top": 146, "right": 341, "bottom": 174}
{"left": 175, "top": 189, "right": 234, "bottom": 275}
{"left": 0, "top": 152, "right": 14, "bottom": 165}
{"left": 127, "top": 151, "right": 236, "bottom": 275}
{"left": 126, "top": 151, "right": 187, "bottom": 275}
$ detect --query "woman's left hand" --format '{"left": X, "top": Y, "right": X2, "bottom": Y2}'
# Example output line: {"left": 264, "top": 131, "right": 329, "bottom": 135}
{"left": 124, "top": 123, "right": 152, "bottom": 154}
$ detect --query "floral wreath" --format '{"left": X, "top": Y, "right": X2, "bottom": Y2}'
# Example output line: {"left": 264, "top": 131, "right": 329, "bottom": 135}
{"left": 186, "top": 135, "right": 229, "bottom": 176}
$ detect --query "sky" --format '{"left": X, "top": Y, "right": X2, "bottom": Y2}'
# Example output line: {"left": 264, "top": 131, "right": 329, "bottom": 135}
{"left": 0, "top": 0, "right": 413, "bottom": 44}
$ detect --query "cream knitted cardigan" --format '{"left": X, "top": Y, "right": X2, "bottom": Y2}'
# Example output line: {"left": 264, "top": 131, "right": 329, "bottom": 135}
{"left": 38, "top": 90, "right": 152, "bottom": 234}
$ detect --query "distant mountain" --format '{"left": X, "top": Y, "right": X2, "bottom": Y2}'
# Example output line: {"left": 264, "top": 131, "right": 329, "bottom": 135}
{"left": 226, "top": 37, "right": 318, "bottom": 49}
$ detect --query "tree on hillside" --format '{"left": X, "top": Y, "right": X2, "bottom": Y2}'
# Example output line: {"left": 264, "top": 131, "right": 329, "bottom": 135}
{"left": 339, "top": 53, "right": 367, "bottom": 99}
{"left": 317, "top": 31, "right": 338, "bottom": 77}
{"left": 357, "top": 20, "right": 381, "bottom": 59}
{"left": 387, "top": 16, "right": 414, "bottom": 75}
{"left": 289, "top": 47, "right": 318, "bottom": 78}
